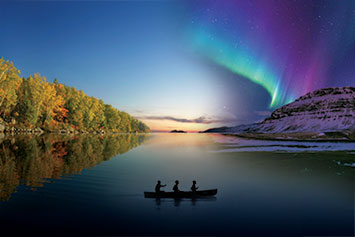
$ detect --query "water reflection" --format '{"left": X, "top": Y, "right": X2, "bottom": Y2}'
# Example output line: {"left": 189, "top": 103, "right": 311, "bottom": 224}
{"left": 0, "top": 133, "right": 353, "bottom": 236}
{"left": 154, "top": 197, "right": 217, "bottom": 208}
{"left": 0, "top": 134, "right": 149, "bottom": 201}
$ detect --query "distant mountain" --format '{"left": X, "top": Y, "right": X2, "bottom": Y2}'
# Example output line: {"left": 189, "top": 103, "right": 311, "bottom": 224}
{"left": 203, "top": 87, "right": 355, "bottom": 140}
{"left": 203, "top": 123, "right": 262, "bottom": 134}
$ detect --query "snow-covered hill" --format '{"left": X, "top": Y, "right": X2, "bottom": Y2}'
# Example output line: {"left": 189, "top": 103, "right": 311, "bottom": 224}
{"left": 257, "top": 87, "right": 355, "bottom": 133}
{"left": 204, "top": 87, "right": 355, "bottom": 136}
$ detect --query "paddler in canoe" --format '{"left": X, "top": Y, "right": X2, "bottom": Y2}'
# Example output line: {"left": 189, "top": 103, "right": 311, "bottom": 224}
{"left": 155, "top": 180, "right": 166, "bottom": 193}
{"left": 191, "top": 180, "right": 199, "bottom": 192}
{"left": 173, "top": 180, "right": 180, "bottom": 193}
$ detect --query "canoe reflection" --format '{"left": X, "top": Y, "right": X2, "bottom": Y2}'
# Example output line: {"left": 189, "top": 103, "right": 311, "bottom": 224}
{"left": 154, "top": 197, "right": 217, "bottom": 207}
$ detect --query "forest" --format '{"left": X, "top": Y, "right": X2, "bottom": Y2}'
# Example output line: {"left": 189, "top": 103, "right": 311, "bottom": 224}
{"left": 0, "top": 57, "right": 150, "bottom": 133}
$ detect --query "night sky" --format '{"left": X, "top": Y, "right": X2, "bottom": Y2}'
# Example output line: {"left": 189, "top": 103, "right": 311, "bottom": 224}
{"left": 1, "top": 0, "right": 354, "bottom": 131}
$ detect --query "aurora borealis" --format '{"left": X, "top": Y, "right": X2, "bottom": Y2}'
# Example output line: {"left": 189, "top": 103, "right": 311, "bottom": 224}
{"left": 186, "top": 0, "right": 355, "bottom": 108}
{"left": 189, "top": 29, "right": 290, "bottom": 108}
{"left": 1, "top": 0, "right": 354, "bottom": 131}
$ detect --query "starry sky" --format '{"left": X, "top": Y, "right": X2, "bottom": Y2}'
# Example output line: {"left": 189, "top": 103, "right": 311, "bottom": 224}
{"left": 1, "top": 0, "right": 354, "bottom": 131}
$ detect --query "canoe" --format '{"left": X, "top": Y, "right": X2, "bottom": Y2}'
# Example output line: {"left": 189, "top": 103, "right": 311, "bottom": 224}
{"left": 144, "top": 189, "right": 217, "bottom": 198}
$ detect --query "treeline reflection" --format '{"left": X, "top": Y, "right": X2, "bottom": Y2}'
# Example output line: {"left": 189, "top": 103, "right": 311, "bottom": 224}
{"left": 0, "top": 134, "right": 148, "bottom": 201}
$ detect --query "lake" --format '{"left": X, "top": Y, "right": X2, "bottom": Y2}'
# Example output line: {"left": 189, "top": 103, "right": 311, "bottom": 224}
{"left": 0, "top": 133, "right": 354, "bottom": 236}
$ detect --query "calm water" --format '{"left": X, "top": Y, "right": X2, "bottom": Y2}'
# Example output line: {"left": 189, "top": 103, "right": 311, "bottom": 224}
{"left": 0, "top": 133, "right": 354, "bottom": 236}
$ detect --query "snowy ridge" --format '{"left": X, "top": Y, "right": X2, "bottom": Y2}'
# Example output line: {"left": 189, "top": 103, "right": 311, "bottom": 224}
{"left": 258, "top": 87, "right": 355, "bottom": 133}
{"left": 204, "top": 87, "right": 355, "bottom": 135}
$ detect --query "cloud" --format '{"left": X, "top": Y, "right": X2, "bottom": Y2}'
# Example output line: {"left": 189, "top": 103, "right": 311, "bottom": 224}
{"left": 136, "top": 115, "right": 240, "bottom": 124}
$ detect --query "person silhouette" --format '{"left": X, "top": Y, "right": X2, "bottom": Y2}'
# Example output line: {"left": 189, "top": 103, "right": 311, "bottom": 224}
{"left": 191, "top": 180, "right": 199, "bottom": 192}
{"left": 173, "top": 180, "right": 180, "bottom": 193}
{"left": 155, "top": 180, "right": 166, "bottom": 193}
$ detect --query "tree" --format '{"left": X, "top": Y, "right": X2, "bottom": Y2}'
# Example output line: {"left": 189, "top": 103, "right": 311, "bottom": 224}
{"left": 0, "top": 57, "right": 150, "bottom": 133}
{"left": 0, "top": 58, "right": 21, "bottom": 119}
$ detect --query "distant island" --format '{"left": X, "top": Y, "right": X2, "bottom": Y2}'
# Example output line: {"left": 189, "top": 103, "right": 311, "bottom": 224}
{"left": 0, "top": 57, "right": 150, "bottom": 134}
{"left": 203, "top": 87, "right": 355, "bottom": 141}
{"left": 170, "top": 130, "right": 187, "bottom": 133}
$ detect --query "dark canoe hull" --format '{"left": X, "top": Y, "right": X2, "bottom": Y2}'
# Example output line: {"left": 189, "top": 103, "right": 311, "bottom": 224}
{"left": 144, "top": 189, "right": 217, "bottom": 198}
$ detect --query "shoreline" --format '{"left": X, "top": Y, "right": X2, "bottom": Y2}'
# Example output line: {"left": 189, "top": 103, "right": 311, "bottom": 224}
{"left": 0, "top": 127, "right": 150, "bottom": 135}
{"left": 208, "top": 132, "right": 355, "bottom": 143}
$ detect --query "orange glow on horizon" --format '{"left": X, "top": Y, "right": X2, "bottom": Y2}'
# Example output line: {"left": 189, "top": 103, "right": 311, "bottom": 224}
{"left": 142, "top": 119, "right": 219, "bottom": 133}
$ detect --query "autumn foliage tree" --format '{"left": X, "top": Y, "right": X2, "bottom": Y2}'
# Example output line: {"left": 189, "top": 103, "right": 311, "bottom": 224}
{"left": 0, "top": 57, "right": 150, "bottom": 133}
{"left": 0, "top": 58, "right": 21, "bottom": 118}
